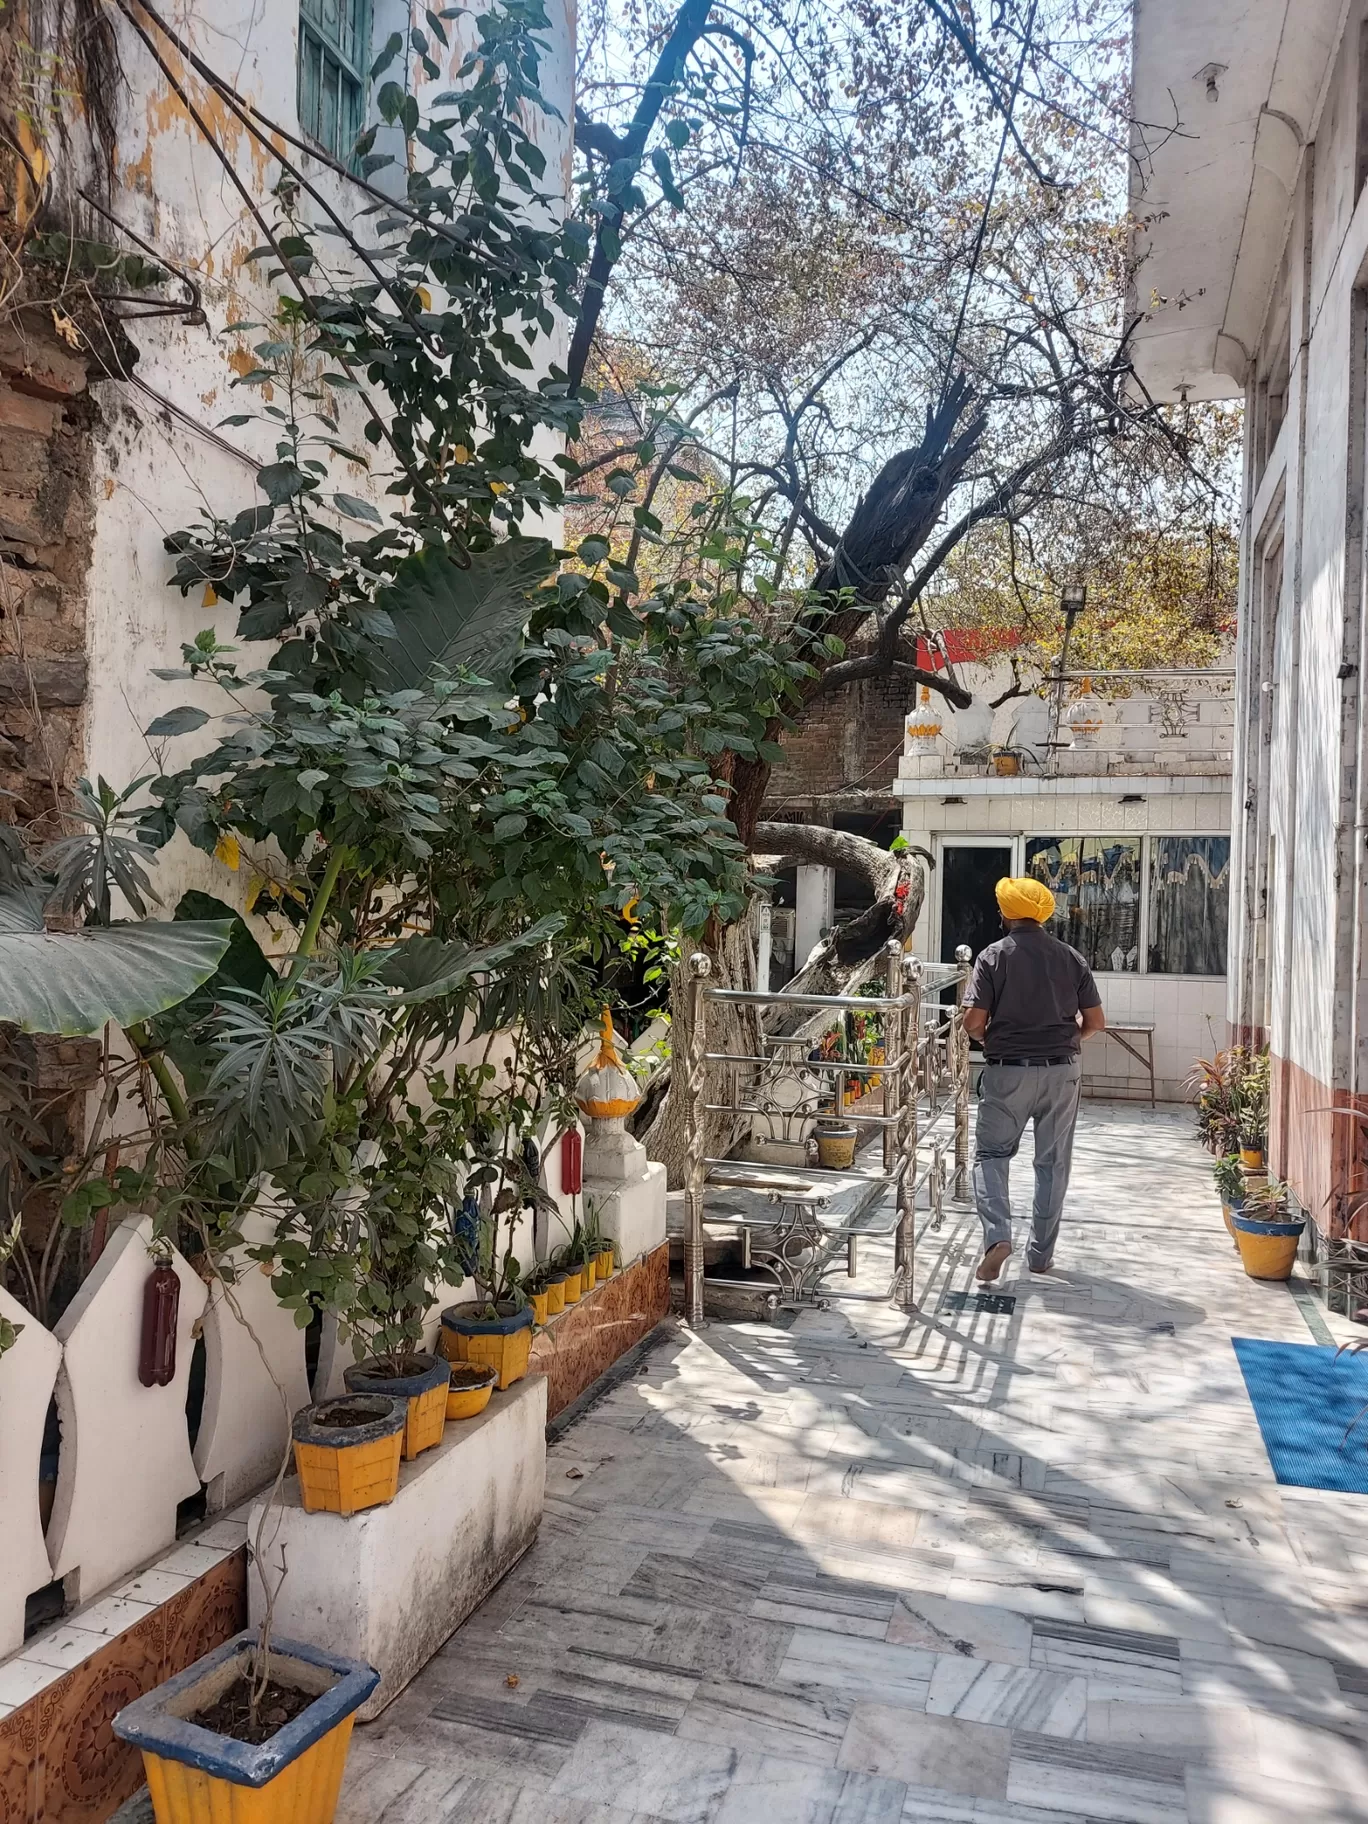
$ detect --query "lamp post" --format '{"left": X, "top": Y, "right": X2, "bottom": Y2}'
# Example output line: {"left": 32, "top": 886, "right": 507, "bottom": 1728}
{"left": 1049, "top": 581, "right": 1087, "bottom": 773}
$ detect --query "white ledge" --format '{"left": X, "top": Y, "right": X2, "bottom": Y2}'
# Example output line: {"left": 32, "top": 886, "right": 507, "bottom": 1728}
{"left": 249, "top": 1376, "right": 547, "bottom": 1719}
{"left": 894, "top": 773, "right": 1232, "bottom": 798}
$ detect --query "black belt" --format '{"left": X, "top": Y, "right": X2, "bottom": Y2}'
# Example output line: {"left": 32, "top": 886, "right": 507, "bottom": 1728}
{"left": 984, "top": 1055, "right": 1076, "bottom": 1067}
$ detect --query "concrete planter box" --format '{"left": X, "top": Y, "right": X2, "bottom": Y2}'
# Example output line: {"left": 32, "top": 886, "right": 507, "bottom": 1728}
{"left": 247, "top": 1377, "right": 547, "bottom": 1719}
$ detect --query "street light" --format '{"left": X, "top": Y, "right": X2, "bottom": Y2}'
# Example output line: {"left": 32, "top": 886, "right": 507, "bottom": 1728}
{"left": 1050, "top": 582, "right": 1088, "bottom": 770}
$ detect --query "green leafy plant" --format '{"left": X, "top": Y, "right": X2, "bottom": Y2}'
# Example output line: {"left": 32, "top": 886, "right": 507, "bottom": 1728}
{"left": 1212, "top": 1154, "right": 1244, "bottom": 1206}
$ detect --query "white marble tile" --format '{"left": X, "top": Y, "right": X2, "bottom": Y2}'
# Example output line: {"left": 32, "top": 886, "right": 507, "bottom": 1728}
{"left": 0, "top": 1657, "right": 63, "bottom": 1709}
{"left": 837, "top": 1706, "right": 1012, "bottom": 1801}
{"left": 927, "top": 1659, "right": 1086, "bottom": 1739}
{"left": 781, "top": 1629, "right": 936, "bottom": 1701}
{"left": 888, "top": 1594, "right": 1033, "bottom": 1667}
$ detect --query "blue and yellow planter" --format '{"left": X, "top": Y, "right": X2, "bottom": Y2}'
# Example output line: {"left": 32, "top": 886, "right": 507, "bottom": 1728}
{"left": 343, "top": 1355, "right": 449, "bottom": 1460}
{"left": 1232, "top": 1210, "right": 1305, "bottom": 1281}
{"left": 440, "top": 1302, "right": 534, "bottom": 1389}
{"left": 113, "top": 1632, "right": 378, "bottom": 1824}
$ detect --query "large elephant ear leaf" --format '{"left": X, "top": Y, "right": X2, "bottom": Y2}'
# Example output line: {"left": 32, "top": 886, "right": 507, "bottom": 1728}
{"left": 0, "top": 889, "right": 232, "bottom": 1036}
{"left": 378, "top": 539, "right": 555, "bottom": 689}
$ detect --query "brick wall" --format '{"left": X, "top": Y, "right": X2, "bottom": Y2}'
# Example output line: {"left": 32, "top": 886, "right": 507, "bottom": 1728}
{"left": 0, "top": 312, "right": 93, "bottom": 831}
{"left": 767, "top": 671, "right": 914, "bottom": 806}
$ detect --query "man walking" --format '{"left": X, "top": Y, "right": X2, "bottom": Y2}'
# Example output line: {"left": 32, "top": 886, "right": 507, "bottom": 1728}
{"left": 960, "top": 877, "right": 1106, "bottom": 1281}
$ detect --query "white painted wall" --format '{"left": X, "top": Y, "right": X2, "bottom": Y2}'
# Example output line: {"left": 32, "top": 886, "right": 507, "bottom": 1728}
{"left": 900, "top": 786, "right": 1232, "bottom": 1101}
{"left": 85, "top": 0, "right": 575, "bottom": 928}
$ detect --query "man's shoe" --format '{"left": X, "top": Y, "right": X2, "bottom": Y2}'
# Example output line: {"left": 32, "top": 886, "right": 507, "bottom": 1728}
{"left": 1028, "top": 1255, "right": 1054, "bottom": 1273}
{"left": 976, "top": 1241, "right": 1012, "bottom": 1283}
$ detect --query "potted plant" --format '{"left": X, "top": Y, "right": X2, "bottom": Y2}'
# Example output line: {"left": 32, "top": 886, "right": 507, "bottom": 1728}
{"left": 291, "top": 1393, "right": 408, "bottom": 1517}
{"left": 440, "top": 1179, "right": 536, "bottom": 1389}
{"left": 445, "top": 1361, "right": 498, "bottom": 1421}
{"left": 1232, "top": 1178, "right": 1305, "bottom": 1280}
{"left": 523, "top": 1264, "right": 552, "bottom": 1327}
{"left": 1236, "top": 1050, "right": 1270, "bottom": 1167}
{"left": 114, "top": 1631, "right": 378, "bottom": 1824}
{"left": 815, "top": 1115, "right": 858, "bottom": 1170}
{"left": 991, "top": 745, "right": 1025, "bottom": 776}
{"left": 1212, "top": 1153, "right": 1244, "bottom": 1245}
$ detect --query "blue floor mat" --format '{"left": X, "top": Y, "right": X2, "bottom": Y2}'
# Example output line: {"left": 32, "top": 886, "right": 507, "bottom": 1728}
{"left": 1232, "top": 1337, "right": 1368, "bottom": 1494}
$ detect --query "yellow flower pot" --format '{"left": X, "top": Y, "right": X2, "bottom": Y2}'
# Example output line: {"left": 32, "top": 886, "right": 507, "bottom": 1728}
{"left": 545, "top": 1274, "right": 567, "bottom": 1315}
{"left": 582, "top": 1256, "right": 597, "bottom": 1289}
{"left": 291, "top": 1397, "right": 405, "bottom": 1518}
{"left": 440, "top": 1304, "right": 535, "bottom": 1389}
{"left": 445, "top": 1363, "right": 497, "bottom": 1421}
{"left": 530, "top": 1290, "right": 549, "bottom": 1327}
{"left": 597, "top": 1247, "right": 614, "bottom": 1279}
{"left": 562, "top": 1267, "right": 584, "bottom": 1304}
{"left": 1232, "top": 1213, "right": 1305, "bottom": 1281}
{"left": 343, "top": 1356, "right": 448, "bottom": 1462}
{"left": 817, "top": 1125, "right": 857, "bottom": 1170}
{"left": 1240, "top": 1147, "right": 1265, "bottom": 1171}
{"left": 114, "top": 1633, "right": 377, "bottom": 1824}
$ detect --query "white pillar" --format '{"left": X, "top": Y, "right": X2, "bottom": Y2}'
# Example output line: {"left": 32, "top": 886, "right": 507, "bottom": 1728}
{"left": 795, "top": 864, "right": 834, "bottom": 965}
{"left": 755, "top": 895, "right": 773, "bottom": 992}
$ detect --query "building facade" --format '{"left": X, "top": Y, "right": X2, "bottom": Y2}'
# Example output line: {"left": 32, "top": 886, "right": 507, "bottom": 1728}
{"left": 896, "top": 658, "right": 1233, "bottom": 1104}
{"left": 1131, "top": 0, "right": 1368, "bottom": 1296}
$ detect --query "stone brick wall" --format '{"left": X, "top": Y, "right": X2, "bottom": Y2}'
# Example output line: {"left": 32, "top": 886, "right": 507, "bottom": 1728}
{"left": 766, "top": 670, "right": 912, "bottom": 808}
{"left": 0, "top": 313, "right": 92, "bottom": 831}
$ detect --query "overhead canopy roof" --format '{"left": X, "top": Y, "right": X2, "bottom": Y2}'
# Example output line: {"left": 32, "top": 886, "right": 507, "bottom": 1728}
{"left": 1128, "top": 0, "right": 1340, "bottom": 402}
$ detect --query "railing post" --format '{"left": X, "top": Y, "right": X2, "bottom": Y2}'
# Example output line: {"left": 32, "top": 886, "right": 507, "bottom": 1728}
{"left": 684, "top": 952, "right": 712, "bottom": 1328}
{"left": 896, "top": 954, "right": 923, "bottom": 1311}
{"left": 953, "top": 942, "right": 973, "bottom": 1203}
{"left": 882, "top": 938, "right": 902, "bottom": 1176}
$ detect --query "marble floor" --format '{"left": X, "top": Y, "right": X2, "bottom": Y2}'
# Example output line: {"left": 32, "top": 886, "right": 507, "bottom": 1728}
{"left": 338, "top": 1103, "right": 1368, "bottom": 1824}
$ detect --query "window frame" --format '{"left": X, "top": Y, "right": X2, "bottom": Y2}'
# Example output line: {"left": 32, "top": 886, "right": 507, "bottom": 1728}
{"left": 931, "top": 829, "right": 1231, "bottom": 980}
{"left": 298, "top": 0, "right": 373, "bottom": 166}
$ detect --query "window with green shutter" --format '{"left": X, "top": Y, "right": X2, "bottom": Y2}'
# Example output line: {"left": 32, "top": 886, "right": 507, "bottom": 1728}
{"left": 298, "top": 0, "right": 371, "bottom": 163}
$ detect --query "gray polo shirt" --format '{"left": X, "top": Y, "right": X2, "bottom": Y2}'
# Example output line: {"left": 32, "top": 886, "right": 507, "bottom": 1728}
{"left": 962, "top": 925, "right": 1102, "bottom": 1062}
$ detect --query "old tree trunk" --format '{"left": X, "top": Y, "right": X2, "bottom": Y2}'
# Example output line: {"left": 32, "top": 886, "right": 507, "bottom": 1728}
{"left": 635, "top": 389, "right": 984, "bottom": 1183}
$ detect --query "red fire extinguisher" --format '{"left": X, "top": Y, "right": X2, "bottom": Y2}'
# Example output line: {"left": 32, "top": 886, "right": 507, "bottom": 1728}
{"left": 560, "top": 1127, "right": 583, "bottom": 1197}
{"left": 138, "top": 1261, "right": 180, "bottom": 1388}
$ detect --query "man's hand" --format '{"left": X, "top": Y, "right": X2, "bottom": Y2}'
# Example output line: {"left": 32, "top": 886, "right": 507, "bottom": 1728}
{"left": 1080, "top": 1005, "right": 1106, "bottom": 1040}
{"left": 963, "top": 1006, "right": 989, "bottom": 1042}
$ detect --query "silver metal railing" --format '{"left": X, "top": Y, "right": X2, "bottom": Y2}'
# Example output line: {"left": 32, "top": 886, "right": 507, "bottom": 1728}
{"left": 682, "top": 939, "right": 974, "bottom": 1323}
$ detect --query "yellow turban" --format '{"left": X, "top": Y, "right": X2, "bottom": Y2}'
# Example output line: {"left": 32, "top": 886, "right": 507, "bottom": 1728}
{"left": 996, "top": 877, "right": 1055, "bottom": 923}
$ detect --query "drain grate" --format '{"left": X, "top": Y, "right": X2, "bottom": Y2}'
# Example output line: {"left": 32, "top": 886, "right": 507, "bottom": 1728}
{"left": 941, "top": 1290, "right": 1017, "bottom": 1315}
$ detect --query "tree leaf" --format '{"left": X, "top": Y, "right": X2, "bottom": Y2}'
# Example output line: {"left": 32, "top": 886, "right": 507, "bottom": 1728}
{"left": 334, "top": 492, "right": 383, "bottom": 524}
{"left": 146, "top": 705, "right": 210, "bottom": 738}
{"left": 0, "top": 892, "right": 232, "bottom": 1035}
{"left": 378, "top": 539, "right": 555, "bottom": 689}
{"left": 377, "top": 913, "right": 565, "bottom": 1002}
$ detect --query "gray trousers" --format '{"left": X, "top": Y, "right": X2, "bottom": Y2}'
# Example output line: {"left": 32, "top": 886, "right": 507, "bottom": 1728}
{"left": 972, "top": 1059, "right": 1083, "bottom": 1263}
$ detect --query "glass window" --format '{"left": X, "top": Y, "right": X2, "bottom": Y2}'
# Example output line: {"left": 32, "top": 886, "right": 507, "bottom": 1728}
{"left": 1024, "top": 836, "right": 1142, "bottom": 972}
{"left": 1148, "top": 836, "right": 1230, "bottom": 975}
{"left": 299, "top": 0, "right": 370, "bottom": 163}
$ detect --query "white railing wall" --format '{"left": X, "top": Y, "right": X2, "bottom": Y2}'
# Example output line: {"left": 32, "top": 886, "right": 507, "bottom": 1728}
{"left": 0, "top": 1114, "right": 588, "bottom": 1664}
